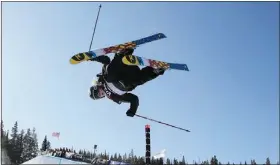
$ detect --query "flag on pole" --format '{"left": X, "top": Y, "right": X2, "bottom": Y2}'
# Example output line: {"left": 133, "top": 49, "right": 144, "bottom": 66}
{"left": 153, "top": 149, "right": 166, "bottom": 159}
{"left": 52, "top": 132, "right": 60, "bottom": 139}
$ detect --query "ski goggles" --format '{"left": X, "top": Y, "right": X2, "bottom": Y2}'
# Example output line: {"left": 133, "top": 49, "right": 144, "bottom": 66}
{"left": 89, "top": 85, "right": 105, "bottom": 100}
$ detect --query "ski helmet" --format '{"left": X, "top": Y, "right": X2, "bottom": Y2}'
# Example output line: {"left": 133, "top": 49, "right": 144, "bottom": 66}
{"left": 89, "top": 85, "right": 105, "bottom": 100}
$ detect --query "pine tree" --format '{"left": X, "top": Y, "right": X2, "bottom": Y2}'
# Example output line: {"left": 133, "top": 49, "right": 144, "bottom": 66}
{"left": 113, "top": 153, "right": 118, "bottom": 161}
{"left": 251, "top": 159, "right": 257, "bottom": 165}
{"left": 6, "top": 130, "right": 9, "bottom": 139}
{"left": 150, "top": 157, "right": 155, "bottom": 164}
{"left": 90, "top": 151, "right": 94, "bottom": 159}
{"left": 266, "top": 157, "right": 271, "bottom": 165}
{"left": 138, "top": 156, "right": 145, "bottom": 165}
{"left": 99, "top": 151, "right": 103, "bottom": 159}
{"left": 118, "top": 154, "right": 122, "bottom": 162}
{"left": 8, "top": 121, "right": 20, "bottom": 164}
{"left": 159, "top": 158, "right": 164, "bottom": 165}
{"left": 41, "top": 135, "right": 51, "bottom": 151}
{"left": 210, "top": 155, "right": 218, "bottom": 165}
{"left": 166, "top": 158, "right": 171, "bottom": 165}
{"left": 86, "top": 151, "right": 91, "bottom": 159}
{"left": 135, "top": 156, "right": 144, "bottom": 165}
{"left": 30, "top": 127, "right": 38, "bottom": 157}
{"left": 128, "top": 149, "right": 134, "bottom": 163}
{"left": 18, "top": 129, "right": 25, "bottom": 164}
{"left": 123, "top": 153, "right": 127, "bottom": 162}
{"left": 22, "top": 128, "right": 33, "bottom": 162}
{"left": 46, "top": 140, "right": 51, "bottom": 150}
{"left": 1, "top": 120, "right": 12, "bottom": 164}
{"left": 1, "top": 120, "right": 8, "bottom": 149}
{"left": 181, "top": 156, "right": 186, "bottom": 165}
{"left": 174, "top": 158, "right": 179, "bottom": 165}
{"left": 41, "top": 135, "right": 47, "bottom": 151}
{"left": 83, "top": 149, "right": 86, "bottom": 157}
{"left": 104, "top": 150, "right": 109, "bottom": 159}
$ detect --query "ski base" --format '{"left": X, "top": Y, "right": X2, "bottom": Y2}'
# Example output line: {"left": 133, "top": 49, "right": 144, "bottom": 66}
{"left": 70, "top": 33, "right": 167, "bottom": 65}
{"left": 122, "top": 55, "right": 189, "bottom": 71}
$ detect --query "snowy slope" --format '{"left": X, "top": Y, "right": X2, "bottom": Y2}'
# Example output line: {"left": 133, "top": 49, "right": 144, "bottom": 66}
{"left": 21, "top": 155, "right": 90, "bottom": 164}
{"left": 21, "top": 155, "right": 131, "bottom": 165}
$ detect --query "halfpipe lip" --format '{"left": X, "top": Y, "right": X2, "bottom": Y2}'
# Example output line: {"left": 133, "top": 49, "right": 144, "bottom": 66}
{"left": 21, "top": 155, "right": 90, "bottom": 164}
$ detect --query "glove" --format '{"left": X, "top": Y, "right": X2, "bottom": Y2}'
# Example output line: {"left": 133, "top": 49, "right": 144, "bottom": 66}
{"left": 126, "top": 109, "right": 136, "bottom": 117}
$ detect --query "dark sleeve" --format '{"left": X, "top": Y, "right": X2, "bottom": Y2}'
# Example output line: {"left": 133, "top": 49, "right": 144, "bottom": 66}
{"left": 90, "top": 55, "right": 111, "bottom": 65}
{"left": 134, "top": 66, "right": 163, "bottom": 86}
{"left": 109, "top": 93, "right": 139, "bottom": 113}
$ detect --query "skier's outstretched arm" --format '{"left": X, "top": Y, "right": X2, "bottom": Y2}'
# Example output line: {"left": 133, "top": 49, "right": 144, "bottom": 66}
{"left": 109, "top": 92, "right": 139, "bottom": 117}
{"left": 121, "top": 93, "right": 139, "bottom": 117}
{"left": 88, "top": 55, "right": 111, "bottom": 65}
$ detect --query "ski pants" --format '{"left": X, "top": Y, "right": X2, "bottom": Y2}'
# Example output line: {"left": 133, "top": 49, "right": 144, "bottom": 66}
{"left": 106, "top": 54, "right": 160, "bottom": 87}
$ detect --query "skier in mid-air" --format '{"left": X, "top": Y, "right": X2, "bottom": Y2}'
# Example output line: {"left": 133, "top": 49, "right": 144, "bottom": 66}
{"left": 88, "top": 48, "right": 166, "bottom": 117}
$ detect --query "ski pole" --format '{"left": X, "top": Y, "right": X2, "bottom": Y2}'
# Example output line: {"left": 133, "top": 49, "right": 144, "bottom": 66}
{"left": 135, "top": 114, "right": 191, "bottom": 132}
{"left": 89, "top": 4, "right": 102, "bottom": 51}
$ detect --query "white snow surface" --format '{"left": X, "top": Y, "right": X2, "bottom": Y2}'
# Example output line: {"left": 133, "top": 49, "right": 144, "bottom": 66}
{"left": 21, "top": 155, "right": 90, "bottom": 164}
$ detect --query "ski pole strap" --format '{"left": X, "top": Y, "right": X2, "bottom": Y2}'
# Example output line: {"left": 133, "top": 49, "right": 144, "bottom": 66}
{"left": 135, "top": 114, "right": 190, "bottom": 132}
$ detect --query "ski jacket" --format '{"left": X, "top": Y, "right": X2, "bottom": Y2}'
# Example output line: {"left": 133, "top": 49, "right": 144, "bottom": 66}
{"left": 90, "top": 55, "right": 139, "bottom": 114}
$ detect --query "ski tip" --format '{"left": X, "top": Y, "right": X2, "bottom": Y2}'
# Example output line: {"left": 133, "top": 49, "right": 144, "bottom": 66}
{"left": 69, "top": 58, "right": 80, "bottom": 64}
{"left": 157, "top": 33, "right": 167, "bottom": 38}
{"left": 185, "top": 65, "right": 190, "bottom": 71}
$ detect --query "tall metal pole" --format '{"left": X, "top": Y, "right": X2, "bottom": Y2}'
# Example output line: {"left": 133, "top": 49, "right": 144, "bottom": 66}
{"left": 145, "top": 125, "right": 151, "bottom": 165}
{"left": 89, "top": 4, "right": 102, "bottom": 51}
{"left": 93, "top": 144, "right": 97, "bottom": 157}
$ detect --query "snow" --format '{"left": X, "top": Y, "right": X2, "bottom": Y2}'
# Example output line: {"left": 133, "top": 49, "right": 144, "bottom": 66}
{"left": 21, "top": 155, "right": 90, "bottom": 164}
{"left": 109, "top": 160, "right": 130, "bottom": 164}
{"left": 1, "top": 148, "right": 11, "bottom": 164}
{"left": 20, "top": 154, "right": 131, "bottom": 164}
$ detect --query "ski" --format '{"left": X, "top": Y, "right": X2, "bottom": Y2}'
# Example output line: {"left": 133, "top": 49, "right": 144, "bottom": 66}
{"left": 70, "top": 33, "right": 167, "bottom": 64}
{"left": 122, "top": 55, "right": 189, "bottom": 71}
